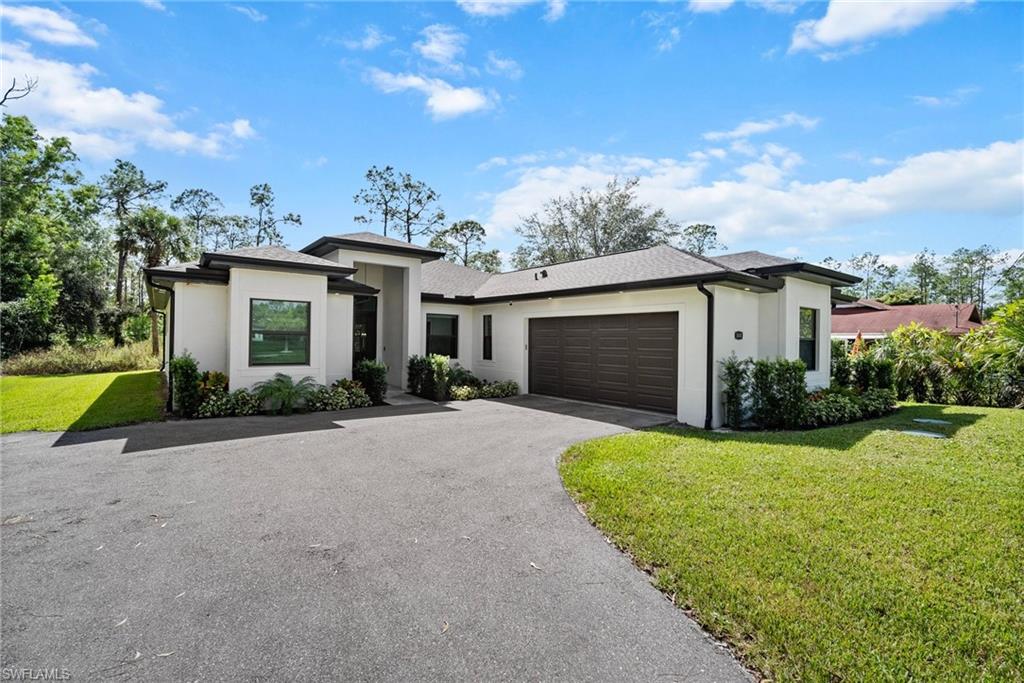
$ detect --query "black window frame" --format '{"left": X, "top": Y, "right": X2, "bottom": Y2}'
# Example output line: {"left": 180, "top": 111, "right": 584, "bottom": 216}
{"left": 482, "top": 314, "right": 493, "bottom": 361}
{"left": 426, "top": 313, "right": 459, "bottom": 359}
{"left": 799, "top": 307, "right": 818, "bottom": 371}
{"left": 249, "top": 298, "right": 312, "bottom": 367}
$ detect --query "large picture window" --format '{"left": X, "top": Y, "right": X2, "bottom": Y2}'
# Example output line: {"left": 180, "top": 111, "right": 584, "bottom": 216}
{"left": 250, "top": 298, "right": 310, "bottom": 366}
{"left": 426, "top": 313, "right": 458, "bottom": 358}
{"left": 482, "top": 314, "right": 493, "bottom": 360}
{"left": 799, "top": 307, "right": 818, "bottom": 371}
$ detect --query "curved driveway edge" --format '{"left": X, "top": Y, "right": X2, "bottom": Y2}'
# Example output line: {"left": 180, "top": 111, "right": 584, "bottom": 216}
{"left": 1, "top": 396, "right": 750, "bottom": 681}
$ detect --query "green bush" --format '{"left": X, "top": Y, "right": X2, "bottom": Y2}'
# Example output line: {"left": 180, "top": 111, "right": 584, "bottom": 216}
{"left": 1, "top": 340, "right": 159, "bottom": 375}
{"left": 333, "top": 378, "right": 372, "bottom": 408}
{"left": 830, "top": 340, "right": 852, "bottom": 388}
{"left": 449, "top": 385, "right": 480, "bottom": 401}
{"left": 307, "top": 385, "right": 350, "bottom": 412}
{"left": 123, "top": 313, "right": 151, "bottom": 343}
{"left": 198, "top": 370, "right": 229, "bottom": 401}
{"left": 719, "top": 353, "right": 752, "bottom": 428}
{"left": 749, "top": 358, "right": 807, "bottom": 429}
{"left": 448, "top": 363, "right": 481, "bottom": 388}
{"left": 169, "top": 352, "right": 202, "bottom": 418}
{"left": 354, "top": 359, "right": 388, "bottom": 405}
{"left": 197, "top": 387, "right": 235, "bottom": 418}
{"left": 479, "top": 380, "right": 519, "bottom": 398}
{"left": 254, "top": 373, "right": 317, "bottom": 415}
{"left": 801, "top": 387, "right": 896, "bottom": 428}
{"left": 407, "top": 355, "right": 429, "bottom": 395}
{"left": 428, "top": 354, "right": 450, "bottom": 401}
{"left": 230, "top": 388, "right": 262, "bottom": 416}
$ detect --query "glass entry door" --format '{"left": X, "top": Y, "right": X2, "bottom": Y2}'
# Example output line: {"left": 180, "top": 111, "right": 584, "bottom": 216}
{"left": 353, "top": 295, "right": 378, "bottom": 364}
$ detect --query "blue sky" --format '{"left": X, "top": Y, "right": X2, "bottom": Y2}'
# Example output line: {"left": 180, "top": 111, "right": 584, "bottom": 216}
{"left": 2, "top": 0, "right": 1022, "bottom": 268}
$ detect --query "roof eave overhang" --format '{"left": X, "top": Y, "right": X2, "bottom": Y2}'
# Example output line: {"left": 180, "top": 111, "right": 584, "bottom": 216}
{"left": 199, "top": 252, "right": 357, "bottom": 276}
{"left": 421, "top": 272, "right": 779, "bottom": 305}
{"left": 299, "top": 236, "right": 444, "bottom": 262}
{"left": 749, "top": 263, "right": 861, "bottom": 287}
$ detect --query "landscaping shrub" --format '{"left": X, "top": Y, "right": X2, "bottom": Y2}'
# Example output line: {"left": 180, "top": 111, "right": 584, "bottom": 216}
{"left": 198, "top": 370, "right": 229, "bottom": 401}
{"left": 307, "top": 384, "right": 350, "bottom": 412}
{"left": 830, "top": 339, "right": 852, "bottom": 388}
{"left": 230, "top": 388, "right": 262, "bottom": 416}
{"left": 749, "top": 358, "right": 807, "bottom": 429}
{"left": 719, "top": 353, "right": 752, "bottom": 428}
{"left": 354, "top": 359, "right": 388, "bottom": 405}
{"left": 407, "top": 355, "right": 429, "bottom": 395}
{"left": 448, "top": 363, "right": 481, "bottom": 388}
{"left": 169, "top": 352, "right": 202, "bottom": 418}
{"left": 333, "top": 378, "right": 372, "bottom": 408}
{"left": 479, "top": 380, "right": 519, "bottom": 398}
{"left": 428, "top": 354, "right": 450, "bottom": 402}
{"left": 123, "top": 313, "right": 151, "bottom": 343}
{"left": 254, "top": 373, "right": 317, "bottom": 415}
{"left": 802, "top": 390, "right": 861, "bottom": 428}
{"left": 449, "top": 385, "right": 480, "bottom": 401}
{"left": 197, "top": 387, "right": 235, "bottom": 418}
{"left": 1, "top": 340, "right": 159, "bottom": 375}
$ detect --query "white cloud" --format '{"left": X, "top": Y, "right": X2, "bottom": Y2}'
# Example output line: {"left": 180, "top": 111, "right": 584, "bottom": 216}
{"left": 790, "top": 1, "right": 973, "bottom": 59}
{"left": 230, "top": 5, "right": 267, "bottom": 23}
{"left": 703, "top": 112, "right": 819, "bottom": 141}
{"left": 657, "top": 27, "right": 681, "bottom": 52}
{"left": 688, "top": 0, "right": 735, "bottom": 13}
{"left": 0, "top": 41, "right": 252, "bottom": 159}
{"left": 748, "top": 0, "right": 802, "bottom": 14}
{"left": 0, "top": 5, "right": 97, "bottom": 47}
{"left": 366, "top": 68, "right": 494, "bottom": 120}
{"left": 485, "top": 51, "right": 523, "bottom": 79}
{"left": 342, "top": 25, "right": 393, "bottom": 51}
{"left": 477, "top": 156, "right": 509, "bottom": 171}
{"left": 414, "top": 24, "right": 467, "bottom": 70}
{"left": 456, "top": 0, "right": 566, "bottom": 21}
{"left": 140, "top": 0, "right": 168, "bottom": 12}
{"left": 304, "top": 155, "right": 328, "bottom": 168}
{"left": 226, "top": 118, "right": 256, "bottom": 139}
{"left": 482, "top": 140, "right": 1023, "bottom": 241}
{"left": 910, "top": 85, "right": 979, "bottom": 108}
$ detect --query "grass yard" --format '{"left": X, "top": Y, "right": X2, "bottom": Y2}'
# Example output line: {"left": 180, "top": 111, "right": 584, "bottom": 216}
{"left": 0, "top": 370, "right": 165, "bottom": 433}
{"left": 560, "top": 404, "right": 1023, "bottom": 681}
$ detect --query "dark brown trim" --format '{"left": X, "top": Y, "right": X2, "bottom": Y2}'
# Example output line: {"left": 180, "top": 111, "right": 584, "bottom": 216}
{"left": 248, "top": 298, "right": 312, "bottom": 367}
{"left": 300, "top": 236, "right": 444, "bottom": 262}
{"left": 144, "top": 267, "right": 229, "bottom": 284}
{"left": 327, "top": 279, "right": 380, "bottom": 295}
{"left": 747, "top": 262, "right": 860, "bottom": 286}
{"left": 200, "top": 252, "right": 357, "bottom": 276}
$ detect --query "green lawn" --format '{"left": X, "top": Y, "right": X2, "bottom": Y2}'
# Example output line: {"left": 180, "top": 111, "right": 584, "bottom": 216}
{"left": 560, "top": 405, "right": 1023, "bottom": 681}
{"left": 0, "top": 370, "right": 165, "bottom": 433}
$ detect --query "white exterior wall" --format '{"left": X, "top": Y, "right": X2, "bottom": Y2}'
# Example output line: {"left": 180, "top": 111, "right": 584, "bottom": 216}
{"left": 325, "top": 293, "right": 354, "bottom": 385}
{"left": 421, "top": 302, "right": 475, "bottom": 366}
{"left": 172, "top": 282, "right": 229, "bottom": 374}
{"left": 458, "top": 287, "right": 709, "bottom": 427}
{"left": 711, "top": 286, "right": 761, "bottom": 427}
{"left": 758, "top": 276, "right": 833, "bottom": 390}
{"left": 226, "top": 268, "right": 328, "bottom": 390}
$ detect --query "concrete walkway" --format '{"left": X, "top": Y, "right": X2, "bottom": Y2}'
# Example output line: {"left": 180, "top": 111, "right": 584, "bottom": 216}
{"left": 1, "top": 396, "right": 749, "bottom": 681}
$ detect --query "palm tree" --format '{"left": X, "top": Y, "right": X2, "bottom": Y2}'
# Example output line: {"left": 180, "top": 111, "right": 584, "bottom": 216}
{"left": 132, "top": 206, "right": 191, "bottom": 355}
{"left": 253, "top": 373, "right": 319, "bottom": 415}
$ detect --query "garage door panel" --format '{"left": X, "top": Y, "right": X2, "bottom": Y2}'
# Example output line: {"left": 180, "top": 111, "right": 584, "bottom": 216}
{"left": 529, "top": 312, "right": 677, "bottom": 415}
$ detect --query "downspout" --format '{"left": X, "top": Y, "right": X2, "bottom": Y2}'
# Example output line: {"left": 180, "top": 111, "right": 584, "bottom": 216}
{"left": 148, "top": 278, "right": 175, "bottom": 412}
{"left": 696, "top": 282, "right": 714, "bottom": 431}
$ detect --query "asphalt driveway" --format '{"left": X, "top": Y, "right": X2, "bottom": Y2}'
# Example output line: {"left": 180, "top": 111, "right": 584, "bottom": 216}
{"left": 1, "top": 396, "right": 749, "bottom": 681}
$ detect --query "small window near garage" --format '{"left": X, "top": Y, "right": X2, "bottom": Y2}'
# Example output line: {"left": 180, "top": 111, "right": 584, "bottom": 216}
{"left": 483, "top": 314, "right": 493, "bottom": 360}
{"left": 250, "top": 298, "right": 311, "bottom": 366}
{"left": 426, "top": 314, "right": 458, "bottom": 358}
{"left": 799, "top": 307, "right": 818, "bottom": 371}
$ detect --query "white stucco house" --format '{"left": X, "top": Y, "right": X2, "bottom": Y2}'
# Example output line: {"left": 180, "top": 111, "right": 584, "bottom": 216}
{"left": 145, "top": 231, "right": 859, "bottom": 429}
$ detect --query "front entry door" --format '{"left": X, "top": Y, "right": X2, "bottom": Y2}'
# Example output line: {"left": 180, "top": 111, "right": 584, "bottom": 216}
{"left": 353, "top": 295, "right": 378, "bottom": 364}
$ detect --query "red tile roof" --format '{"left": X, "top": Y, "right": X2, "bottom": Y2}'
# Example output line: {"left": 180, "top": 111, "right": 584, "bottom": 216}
{"left": 832, "top": 301, "right": 984, "bottom": 336}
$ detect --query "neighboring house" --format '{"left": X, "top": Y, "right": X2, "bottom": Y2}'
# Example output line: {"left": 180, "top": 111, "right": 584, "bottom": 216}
{"left": 831, "top": 299, "right": 984, "bottom": 341}
{"left": 145, "top": 234, "right": 859, "bottom": 428}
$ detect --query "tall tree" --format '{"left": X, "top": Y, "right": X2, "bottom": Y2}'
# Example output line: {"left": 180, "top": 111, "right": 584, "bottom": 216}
{"left": 100, "top": 160, "right": 166, "bottom": 310}
{"left": 394, "top": 172, "right": 445, "bottom": 243}
{"left": 468, "top": 249, "right": 502, "bottom": 273}
{"left": 908, "top": 249, "right": 940, "bottom": 304}
{"left": 132, "top": 207, "right": 191, "bottom": 354}
{"left": 171, "top": 188, "right": 222, "bottom": 254}
{"left": 680, "top": 223, "right": 725, "bottom": 255}
{"left": 843, "top": 252, "right": 897, "bottom": 300}
{"left": 209, "top": 214, "right": 253, "bottom": 250}
{"left": 248, "top": 183, "right": 301, "bottom": 246}
{"left": 429, "top": 220, "right": 486, "bottom": 265}
{"left": 512, "top": 177, "right": 680, "bottom": 269}
{"left": 353, "top": 165, "right": 400, "bottom": 237}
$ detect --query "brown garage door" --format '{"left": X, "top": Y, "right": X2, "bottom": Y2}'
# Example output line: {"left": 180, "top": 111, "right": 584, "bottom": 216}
{"left": 528, "top": 312, "right": 678, "bottom": 414}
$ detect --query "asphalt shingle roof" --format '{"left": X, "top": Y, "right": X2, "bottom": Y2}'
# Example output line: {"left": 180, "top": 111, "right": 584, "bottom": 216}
{"left": 832, "top": 303, "right": 983, "bottom": 336}
{"left": 202, "top": 245, "right": 347, "bottom": 270}
{"left": 421, "top": 259, "right": 494, "bottom": 298}
{"left": 711, "top": 251, "right": 798, "bottom": 271}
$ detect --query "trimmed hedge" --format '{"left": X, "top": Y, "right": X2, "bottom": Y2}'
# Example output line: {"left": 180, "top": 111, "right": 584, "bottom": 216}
{"left": 354, "top": 359, "right": 388, "bottom": 405}
{"left": 407, "top": 354, "right": 519, "bottom": 402}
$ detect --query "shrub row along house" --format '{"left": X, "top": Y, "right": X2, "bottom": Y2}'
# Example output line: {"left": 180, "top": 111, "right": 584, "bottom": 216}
{"left": 145, "top": 232, "right": 860, "bottom": 428}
